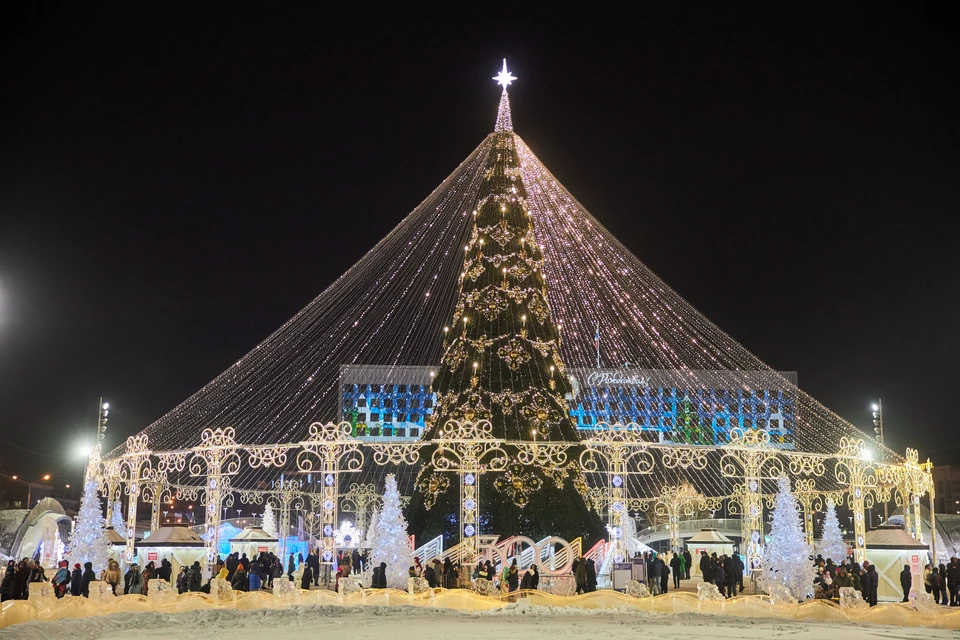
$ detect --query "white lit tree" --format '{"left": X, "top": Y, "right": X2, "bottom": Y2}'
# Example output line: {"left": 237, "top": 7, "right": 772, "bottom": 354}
{"left": 370, "top": 475, "right": 413, "bottom": 589}
{"left": 111, "top": 499, "right": 127, "bottom": 537}
{"left": 762, "top": 475, "right": 816, "bottom": 601}
{"left": 262, "top": 502, "right": 278, "bottom": 538}
{"left": 67, "top": 479, "right": 111, "bottom": 573}
{"left": 819, "top": 498, "right": 847, "bottom": 564}
{"left": 365, "top": 508, "right": 380, "bottom": 549}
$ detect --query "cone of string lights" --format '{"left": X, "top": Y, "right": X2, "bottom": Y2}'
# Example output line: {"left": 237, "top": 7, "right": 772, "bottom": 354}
{"left": 97, "top": 60, "right": 915, "bottom": 573}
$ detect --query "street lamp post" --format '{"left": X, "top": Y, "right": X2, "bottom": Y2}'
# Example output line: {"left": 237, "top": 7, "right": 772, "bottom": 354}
{"left": 872, "top": 400, "right": 888, "bottom": 523}
{"left": 82, "top": 398, "right": 110, "bottom": 487}
{"left": 24, "top": 474, "right": 52, "bottom": 507}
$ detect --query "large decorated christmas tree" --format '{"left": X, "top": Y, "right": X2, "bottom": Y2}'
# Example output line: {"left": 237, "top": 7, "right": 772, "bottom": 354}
{"left": 408, "top": 63, "right": 603, "bottom": 544}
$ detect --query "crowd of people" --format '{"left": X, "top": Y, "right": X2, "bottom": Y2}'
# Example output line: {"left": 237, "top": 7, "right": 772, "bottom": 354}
{"left": 6, "top": 546, "right": 960, "bottom": 606}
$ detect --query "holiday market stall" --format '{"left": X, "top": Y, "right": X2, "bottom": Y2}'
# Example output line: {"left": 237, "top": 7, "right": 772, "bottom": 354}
{"left": 865, "top": 525, "right": 929, "bottom": 602}
{"left": 229, "top": 527, "right": 278, "bottom": 559}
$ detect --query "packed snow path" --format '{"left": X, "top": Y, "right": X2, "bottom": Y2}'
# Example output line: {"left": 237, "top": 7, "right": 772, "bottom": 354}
{"left": 0, "top": 604, "right": 952, "bottom": 640}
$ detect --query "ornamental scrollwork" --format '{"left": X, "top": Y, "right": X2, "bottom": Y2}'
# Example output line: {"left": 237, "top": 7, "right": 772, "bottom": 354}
{"left": 660, "top": 447, "right": 709, "bottom": 471}
{"left": 239, "top": 490, "right": 265, "bottom": 505}
{"left": 515, "top": 443, "right": 570, "bottom": 468}
{"left": 368, "top": 443, "right": 422, "bottom": 466}
{"left": 579, "top": 423, "right": 655, "bottom": 475}
{"left": 787, "top": 454, "right": 826, "bottom": 477}
{"left": 248, "top": 445, "right": 292, "bottom": 469}
{"left": 296, "top": 422, "right": 364, "bottom": 473}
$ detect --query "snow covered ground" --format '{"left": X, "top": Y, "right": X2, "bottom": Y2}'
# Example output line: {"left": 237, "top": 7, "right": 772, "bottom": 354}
{"left": 0, "top": 604, "right": 952, "bottom": 640}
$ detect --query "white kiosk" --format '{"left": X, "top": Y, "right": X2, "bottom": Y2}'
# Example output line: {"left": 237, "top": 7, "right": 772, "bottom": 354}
{"left": 686, "top": 528, "right": 735, "bottom": 577}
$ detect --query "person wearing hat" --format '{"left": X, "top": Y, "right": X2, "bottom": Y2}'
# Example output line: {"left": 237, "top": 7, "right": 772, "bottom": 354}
{"left": 52, "top": 560, "right": 71, "bottom": 598}
{"left": 70, "top": 563, "right": 83, "bottom": 596}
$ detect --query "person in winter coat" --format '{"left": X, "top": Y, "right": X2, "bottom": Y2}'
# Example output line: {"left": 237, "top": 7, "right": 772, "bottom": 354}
{"left": 307, "top": 550, "right": 321, "bottom": 587}
{"left": 232, "top": 564, "right": 248, "bottom": 592}
{"left": 300, "top": 564, "right": 313, "bottom": 591}
{"left": 376, "top": 562, "right": 387, "bottom": 589}
{"left": 732, "top": 553, "right": 745, "bottom": 594}
{"left": 660, "top": 557, "right": 669, "bottom": 594}
{"left": 575, "top": 557, "right": 587, "bottom": 594}
{"left": 699, "top": 551, "right": 711, "bottom": 582}
{"left": 506, "top": 561, "right": 519, "bottom": 593}
{"left": 102, "top": 559, "right": 121, "bottom": 594}
{"left": 248, "top": 562, "right": 263, "bottom": 592}
{"left": 81, "top": 562, "right": 97, "bottom": 597}
{"left": 864, "top": 564, "right": 879, "bottom": 606}
{"left": 157, "top": 558, "right": 172, "bottom": 583}
{"left": 683, "top": 549, "right": 693, "bottom": 580}
{"left": 947, "top": 557, "right": 960, "bottom": 606}
{"left": 287, "top": 554, "right": 296, "bottom": 581}
{"left": 125, "top": 564, "right": 144, "bottom": 595}
{"left": 141, "top": 561, "right": 154, "bottom": 596}
{"left": 351, "top": 548, "right": 362, "bottom": 575}
{"left": 648, "top": 554, "right": 662, "bottom": 595}
{"left": 714, "top": 560, "right": 726, "bottom": 595}
{"left": 52, "top": 560, "right": 70, "bottom": 598}
{"left": 585, "top": 558, "right": 598, "bottom": 593}
{"left": 931, "top": 564, "right": 944, "bottom": 604}
{"left": 187, "top": 561, "right": 203, "bottom": 592}
{"left": 442, "top": 557, "right": 456, "bottom": 589}
{"left": 670, "top": 554, "right": 682, "bottom": 589}
{"left": 900, "top": 564, "right": 912, "bottom": 602}
{"left": 69, "top": 563, "right": 83, "bottom": 597}
{"left": 423, "top": 561, "right": 437, "bottom": 588}
{"left": 176, "top": 566, "right": 188, "bottom": 594}
{"left": 0, "top": 562, "right": 16, "bottom": 601}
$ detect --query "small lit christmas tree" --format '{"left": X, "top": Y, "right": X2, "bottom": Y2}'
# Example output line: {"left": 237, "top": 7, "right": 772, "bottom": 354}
{"left": 762, "top": 475, "right": 817, "bottom": 601}
{"left": 67, "top": 479, "right": 111, "bottom": 573}
{"left": 371, "top": 475, "right": 413, "bottom": 589}
{"left": 111, "top": 500, "right": 127, "bottom": 537}
{"left": 262, "top": 502, "right": 278, "bottom": 538}
{"left": 819, "top": 498, "right": 847, "bottom": 563}
{"left": 366, "top": 509, "right": 379, "bottom": 549}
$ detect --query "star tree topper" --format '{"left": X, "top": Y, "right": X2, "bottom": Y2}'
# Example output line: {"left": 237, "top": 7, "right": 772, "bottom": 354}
{"left": 493, "top": 58, "right": 517, "bottom": 89}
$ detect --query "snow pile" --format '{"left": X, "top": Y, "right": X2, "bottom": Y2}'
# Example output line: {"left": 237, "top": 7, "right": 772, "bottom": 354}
{"left": 2, "top": 604, "right": 955, "bottom": 640}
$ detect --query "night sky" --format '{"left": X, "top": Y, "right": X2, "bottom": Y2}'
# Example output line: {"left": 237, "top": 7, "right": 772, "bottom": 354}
{"left": 1, "top": 3, "right": 957, "bottom": 483}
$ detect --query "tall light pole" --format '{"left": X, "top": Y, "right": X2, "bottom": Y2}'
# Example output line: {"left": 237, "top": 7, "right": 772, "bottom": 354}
{"left": 24, "top": 474, "right": 52, "bottom": 507}
{"left": 872, "top": 400, "right": 888, "bottom": 522}
{"left": 82, "top": 398, "right": 110, "bottom": 487}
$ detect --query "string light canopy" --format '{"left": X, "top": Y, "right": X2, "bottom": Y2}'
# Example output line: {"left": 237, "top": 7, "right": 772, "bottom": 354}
{"left": 104, "top": 60, "right": 903, "bottom": 503}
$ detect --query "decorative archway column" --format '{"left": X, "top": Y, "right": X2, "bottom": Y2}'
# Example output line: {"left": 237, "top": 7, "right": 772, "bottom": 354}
{"left": 426, "top": 420, "right": 508, "bottom": 565}
{"left": 835, "top": 438, "right": 878, "bottom": 564}
{"left": 296, "top": 423, "right": 364, "bottom": 569}
{"left": 581, "top": 425, "right": 654, "bottom": 563}
{"left": 188, "top": 428, "right": 241, "bottom": 578}
{"left": 120, "top": 435, "right": 152, "bottom": 565}
{"left": 721, "top": 428, "right": 783, "bottom": 575}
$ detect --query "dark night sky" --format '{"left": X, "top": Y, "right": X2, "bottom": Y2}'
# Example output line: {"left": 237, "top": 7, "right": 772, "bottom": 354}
{"left": 1, "top": 3, "right": 957, "bottom": 483}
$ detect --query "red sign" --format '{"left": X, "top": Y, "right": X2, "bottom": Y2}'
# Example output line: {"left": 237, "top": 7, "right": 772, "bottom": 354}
{"left": 258, "top": 546, "right": 268, "bottom": 553}
{"left": 147, "top": 552, "right": 158, "bottom": 561}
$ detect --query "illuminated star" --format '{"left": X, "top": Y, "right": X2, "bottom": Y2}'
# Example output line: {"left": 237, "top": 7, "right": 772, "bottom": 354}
{"left": 493, "top": 58, "right": 517, "bottom": 89}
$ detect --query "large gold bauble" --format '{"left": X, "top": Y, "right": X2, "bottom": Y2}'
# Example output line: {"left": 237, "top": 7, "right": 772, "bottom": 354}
{"left": 465, "top": 408, "right": 476, "bottom": 421}
{"left": 429, "top": 479, "right": 439, "bottom": 492}
{"left": 536, "top": 409, "right": 548, "bottom": 421}
{"left": 512, "top": 477, "right": 524, "bottom": 490}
